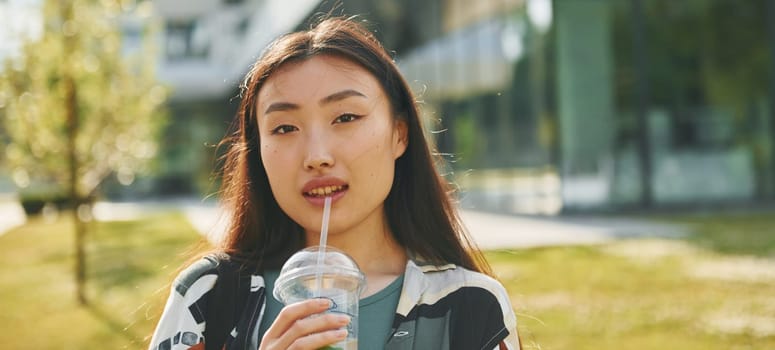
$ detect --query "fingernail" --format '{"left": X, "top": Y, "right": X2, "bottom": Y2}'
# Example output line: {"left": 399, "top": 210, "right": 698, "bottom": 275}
{"left": 318, "top": 299, "right": 331, "bottom": 308}
{"left": 337, "top": 315, "right": 351, "bottom": 325}
{"left": 336, "top": 329, "right": 348, "bottom": 338}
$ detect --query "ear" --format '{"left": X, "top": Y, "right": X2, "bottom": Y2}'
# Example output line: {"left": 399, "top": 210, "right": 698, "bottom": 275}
{"left": 392, "top": 119, "right": 408, "bottom": 159}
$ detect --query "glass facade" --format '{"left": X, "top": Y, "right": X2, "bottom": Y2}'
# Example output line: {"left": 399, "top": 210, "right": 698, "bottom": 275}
{"left": 348, "top": 0, "right": 775, "bottom": 213}
{"left": 609, "top": 0, "right": 774, "bottom": 207}
{"left": 87, "top": 0, "right": 774, "bottom": 212}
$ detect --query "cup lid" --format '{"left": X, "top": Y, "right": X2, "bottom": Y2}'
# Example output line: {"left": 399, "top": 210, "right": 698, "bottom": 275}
{"left": 274, "top": 246, "right": 365, "bottom": 300}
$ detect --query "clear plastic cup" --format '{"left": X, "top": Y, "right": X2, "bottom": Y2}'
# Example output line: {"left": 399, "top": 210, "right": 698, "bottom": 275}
{"left": 273, "top": 246, "right": 365, "bottom": 350}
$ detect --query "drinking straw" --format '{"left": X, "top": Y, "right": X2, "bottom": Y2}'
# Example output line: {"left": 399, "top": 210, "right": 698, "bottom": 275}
{"left": 314, "top": 196, "right": 332, "bottom": 296}
{"left": 318, "top": 196, "right": 332, "bottom": 251}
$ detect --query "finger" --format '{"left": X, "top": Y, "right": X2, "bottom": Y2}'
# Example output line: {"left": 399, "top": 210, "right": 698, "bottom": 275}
{"left": 264, "top": 298, "right": 332, "bottom": 339}
{"left": 262, "top": 312, "right": 350, "bottom": 350}
{"left": 288, "top": 329, "right": 349, "bottom": 350}
{"left": 283, "top": 312, "right": 351, "bottom": 343}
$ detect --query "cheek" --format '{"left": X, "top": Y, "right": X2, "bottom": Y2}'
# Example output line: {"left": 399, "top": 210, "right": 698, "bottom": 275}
{"left": 260, "top": 143, "right": 284, "bottom": 180}
{"left": 354, "top": 133, "right": 396, "bottom": 181}
{"left": 348, "top": 132, "right": 386, "bottom": 165}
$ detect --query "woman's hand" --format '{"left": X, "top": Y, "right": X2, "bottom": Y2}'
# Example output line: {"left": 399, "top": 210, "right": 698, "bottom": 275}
{"left": 259, "top": 298, "right": 350, "bottom": 350}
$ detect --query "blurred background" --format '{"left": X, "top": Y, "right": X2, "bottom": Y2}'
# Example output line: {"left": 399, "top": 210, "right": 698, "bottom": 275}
{"left": 3, "top": 0, "right": 775, "bottom": 212}
{"left": 1, "top": 0, "right": 774, "bottom": 349}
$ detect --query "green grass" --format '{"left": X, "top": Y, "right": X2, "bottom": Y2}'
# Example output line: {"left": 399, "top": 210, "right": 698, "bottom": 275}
{"left": 1, "top": 209, "right": 773, "bottom": 349}
{"left": 489, "top": 211, "right": 775, "bottom": 350}
{"left": 661, "top": 211, "right": 775, "bottom": 257}
{"left": 0, "top": 212, "right": 206, "bottom": 350}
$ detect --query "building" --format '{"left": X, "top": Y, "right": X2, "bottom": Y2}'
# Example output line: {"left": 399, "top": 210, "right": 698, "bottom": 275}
{"left": 6, "top": 0, "right": 773, "bottom": 213}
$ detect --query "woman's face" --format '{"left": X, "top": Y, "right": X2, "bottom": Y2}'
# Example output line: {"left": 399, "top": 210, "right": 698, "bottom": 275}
{"left": 256, "top": 55, "right": 407, "bottom": 240}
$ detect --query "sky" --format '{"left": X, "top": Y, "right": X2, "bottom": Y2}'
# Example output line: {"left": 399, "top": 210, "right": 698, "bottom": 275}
{"left": 0, "top": 0, "right": 42, "bottom": 62}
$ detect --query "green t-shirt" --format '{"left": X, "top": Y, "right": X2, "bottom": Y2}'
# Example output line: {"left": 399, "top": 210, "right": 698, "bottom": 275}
{"left": 259, "top": 271, "right": 404, "bottom": 349}
{"left": 358, "top": 273, "right": 404, "bottom": 348}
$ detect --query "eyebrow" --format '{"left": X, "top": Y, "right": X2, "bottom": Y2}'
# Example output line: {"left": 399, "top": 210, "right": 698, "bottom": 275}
{"left": 263, "top": 89, "right": 367, "bottom": 115}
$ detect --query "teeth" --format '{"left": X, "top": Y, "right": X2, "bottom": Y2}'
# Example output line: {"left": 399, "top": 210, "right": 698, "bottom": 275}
{"left": 307, "top": 185, "right": 344, "bottom": 197}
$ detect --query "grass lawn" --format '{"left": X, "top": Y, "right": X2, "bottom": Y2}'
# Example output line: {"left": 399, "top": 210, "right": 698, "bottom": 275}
{"left": 489, "top": 212, "right": 775, "bottom": 350}
{"left": 0, "top": 212, "right": 208, "bottom": 350}
{"left": 0, "top": 209, "right": 773, "bottom": 349}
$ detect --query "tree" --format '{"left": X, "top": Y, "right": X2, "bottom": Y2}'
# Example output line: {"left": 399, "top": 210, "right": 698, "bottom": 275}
{"left": 0, "top": 0, "right": 167, "bottom": 304}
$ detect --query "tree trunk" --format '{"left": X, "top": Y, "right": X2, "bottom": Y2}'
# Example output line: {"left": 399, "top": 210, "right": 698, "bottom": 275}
{"left": 72, "top": 197, "right": 87, "bottom": 305}
{"left": 61, "top": 1, "right": 86, "bottom": 306}
{"left": 66, "top": 74, "right": 86, "bottom": 305}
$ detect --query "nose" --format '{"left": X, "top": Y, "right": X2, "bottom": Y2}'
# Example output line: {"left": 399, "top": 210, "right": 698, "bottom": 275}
{"left": 303, "top": 134, "right": 335, "bottom": 170}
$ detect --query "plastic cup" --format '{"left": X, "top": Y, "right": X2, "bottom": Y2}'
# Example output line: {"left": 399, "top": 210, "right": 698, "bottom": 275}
{"left": 274, "top": 246, "right": 365, "bottom": 350}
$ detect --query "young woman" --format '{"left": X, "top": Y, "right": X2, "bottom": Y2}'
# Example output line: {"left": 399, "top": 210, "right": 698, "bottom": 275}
{"left": 149, "top": 17, "right": 520, "bottom": 350}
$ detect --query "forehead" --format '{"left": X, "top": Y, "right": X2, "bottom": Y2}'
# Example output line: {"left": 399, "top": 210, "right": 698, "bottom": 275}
{"left": 257, "top": 54, "right": 383, "bottom": 106}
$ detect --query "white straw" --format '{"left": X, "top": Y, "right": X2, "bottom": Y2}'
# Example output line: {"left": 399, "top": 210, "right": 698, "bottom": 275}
{"left": 318, "top": 196, "right": 332, "bottom": 251}
{"left": 314, "top": 196, "right": 332, "bottom": 296}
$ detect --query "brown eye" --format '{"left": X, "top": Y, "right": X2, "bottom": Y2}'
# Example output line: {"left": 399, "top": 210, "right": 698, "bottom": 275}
{"left": 333, "top": 113, "right": 362, "bottom": 124}
{"left": 271, "top": 125, "right": 298, "bottom": 134}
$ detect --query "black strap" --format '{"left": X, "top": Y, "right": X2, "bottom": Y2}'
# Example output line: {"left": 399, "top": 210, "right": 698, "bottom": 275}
{"left": 203, "top": 255, "right": 241, "bottom": 350}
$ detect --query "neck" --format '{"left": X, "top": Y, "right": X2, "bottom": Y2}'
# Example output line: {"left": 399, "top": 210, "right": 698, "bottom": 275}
{"left": 305, "top": 217, "right": 407, "bottom": 297}
{"left": 308, "top": 227, "right": 407, "bottom": 275}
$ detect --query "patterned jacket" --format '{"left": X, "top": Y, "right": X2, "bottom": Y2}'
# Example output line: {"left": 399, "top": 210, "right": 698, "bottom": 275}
{"left": 148, "top": 255, "right": 520, "bottom": 350}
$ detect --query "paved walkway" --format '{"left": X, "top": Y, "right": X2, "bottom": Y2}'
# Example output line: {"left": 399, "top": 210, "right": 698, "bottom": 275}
{"left": 1, "top": 198, "right": 686, "bottom": 249}
{"left": 0, "top": 200, "right": 25, "bottom": 235}
{"left": 459, "top": 210, "right": 684, "bottom": 250}
{"left": 109, "top": 200, "right": 688, "bottom": 249}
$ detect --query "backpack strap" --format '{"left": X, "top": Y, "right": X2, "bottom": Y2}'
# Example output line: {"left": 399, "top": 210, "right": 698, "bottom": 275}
{"left": 202, "top": 254, "right": 240, "bottom": 350}
{"left": 203, "top": 254, "right": 265, "bottom": 350}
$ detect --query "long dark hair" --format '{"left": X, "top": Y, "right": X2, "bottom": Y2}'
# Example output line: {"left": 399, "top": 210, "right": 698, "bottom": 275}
{"left": 217, "top": 16, "right": 491, "bottom": 274}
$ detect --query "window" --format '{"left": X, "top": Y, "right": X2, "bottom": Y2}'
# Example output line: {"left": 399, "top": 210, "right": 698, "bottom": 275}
{"left": 165, "top": 19, "right": 209, "bottom": 61}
